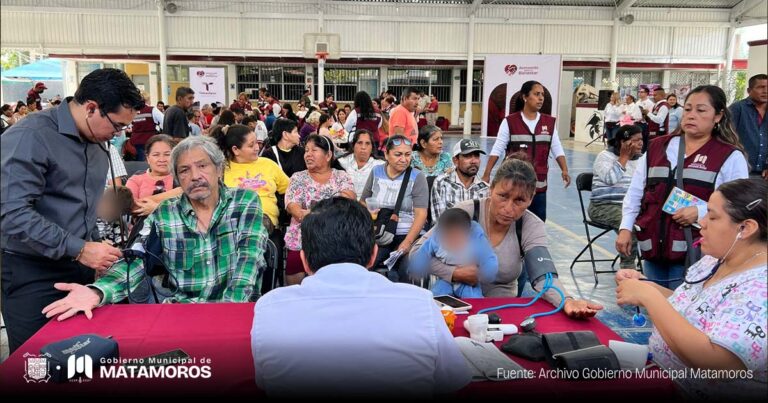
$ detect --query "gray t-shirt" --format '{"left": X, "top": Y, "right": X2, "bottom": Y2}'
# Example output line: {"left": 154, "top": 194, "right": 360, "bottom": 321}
{"left": 412, "top": 198, "right": 565, "bottom": 300}
{"left": 361, "top": 165, "right": 429, "bottom": 236}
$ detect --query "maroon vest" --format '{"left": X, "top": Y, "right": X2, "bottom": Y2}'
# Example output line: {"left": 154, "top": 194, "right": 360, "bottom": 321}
{"left": 504, "top": 112, "right": 556, "bottom": 193}
{"left": 353, "top": 107, "right": 383, "bottom": 145}
{"left": 647, "top": 101, "right": 669, "bottom": 138}
{"left": 129, "top": 105, "right": 157, "bottom": 146}
{"left": 634, "top": 135, "right": 737, "bottom": 263}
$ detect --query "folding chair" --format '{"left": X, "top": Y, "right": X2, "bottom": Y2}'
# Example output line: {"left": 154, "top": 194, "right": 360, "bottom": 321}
{"left": 569, "top": 172, "right": 620, "bottom": 284}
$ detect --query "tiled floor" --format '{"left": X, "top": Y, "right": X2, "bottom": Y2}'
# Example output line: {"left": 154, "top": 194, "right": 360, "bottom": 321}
{"left": 0, "top": 135, "right": 651, "bottom": 363}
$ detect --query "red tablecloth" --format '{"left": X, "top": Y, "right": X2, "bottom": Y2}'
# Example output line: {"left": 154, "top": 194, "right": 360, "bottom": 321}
{"left": 0, "top": 298, "right": 677, "bottom": 397}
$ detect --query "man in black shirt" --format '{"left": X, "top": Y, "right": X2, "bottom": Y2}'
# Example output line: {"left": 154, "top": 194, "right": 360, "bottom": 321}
{"left": 163, "top": 87, "right": 195, "bottom": 139}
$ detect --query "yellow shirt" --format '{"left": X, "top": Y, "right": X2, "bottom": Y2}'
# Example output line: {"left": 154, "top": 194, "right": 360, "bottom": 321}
{"left": 224, "top": 159, "right": 290, "bottom": 225}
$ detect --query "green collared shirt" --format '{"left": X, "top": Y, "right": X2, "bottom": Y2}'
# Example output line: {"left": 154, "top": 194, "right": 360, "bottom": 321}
{"left": 93, "top": 185, "right": 267, "bottom": 304}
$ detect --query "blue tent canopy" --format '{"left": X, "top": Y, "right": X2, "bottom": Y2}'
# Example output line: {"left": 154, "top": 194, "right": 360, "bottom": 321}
{"left": 1, "top": 58, "right": 63, "bottom": 81}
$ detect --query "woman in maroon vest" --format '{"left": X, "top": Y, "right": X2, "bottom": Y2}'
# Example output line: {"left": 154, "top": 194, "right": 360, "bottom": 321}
{"left": 345, "top": 91, "right": 383, "bottom": 154}
{"left": 617, "top": 85, "right": 749, "bottom": 289}
{"left": 482, "top": 80, "right": 571, "bottom": 222}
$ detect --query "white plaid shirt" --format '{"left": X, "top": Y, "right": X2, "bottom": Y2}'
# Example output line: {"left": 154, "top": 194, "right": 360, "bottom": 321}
{"left": 430, "top": 170, "right": 490, "bottom": 220}
{"left": 105, "top": 143, "right": 127, "bottom": 185}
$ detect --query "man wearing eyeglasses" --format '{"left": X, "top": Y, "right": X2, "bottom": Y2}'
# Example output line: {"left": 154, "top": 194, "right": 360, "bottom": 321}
{"left": 0, "top": 68, "right": 144, "bottom": 353}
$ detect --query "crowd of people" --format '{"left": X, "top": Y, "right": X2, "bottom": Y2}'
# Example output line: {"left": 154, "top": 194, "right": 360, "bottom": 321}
{"left": 0, "top": 67, "right": 766, "bottom": 398}
{"left": 0, "top": 82, "right": 63, "bottom": 135}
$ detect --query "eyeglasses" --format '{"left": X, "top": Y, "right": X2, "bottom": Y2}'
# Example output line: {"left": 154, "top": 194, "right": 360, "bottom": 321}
{"left": 101, "top": 110, "right": 130, "bottom": 133}
{"left": 387, "top": 138, "right": 413, "bottom": 147}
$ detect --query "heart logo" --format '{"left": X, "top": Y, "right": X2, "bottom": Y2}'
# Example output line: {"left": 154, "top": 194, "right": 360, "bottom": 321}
{"left": 504, "top": 64, "right": 518, "bottom": 76}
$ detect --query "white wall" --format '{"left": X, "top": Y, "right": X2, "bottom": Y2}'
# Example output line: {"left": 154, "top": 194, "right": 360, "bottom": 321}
{"left": 0, "top": 0, "right": 748, "bottom": 64}
{"left": 746, "top": 42, "right": 767, "bottom": 98}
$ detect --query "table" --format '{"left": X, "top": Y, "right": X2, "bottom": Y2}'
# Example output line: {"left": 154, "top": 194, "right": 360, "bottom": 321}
{"left": 0, "top": 298, "right": 677, "bottom": 397}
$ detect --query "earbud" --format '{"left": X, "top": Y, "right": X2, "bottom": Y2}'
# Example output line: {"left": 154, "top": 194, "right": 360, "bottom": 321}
{"left": 736, "top": 226, "right": 745, "bottom": 240}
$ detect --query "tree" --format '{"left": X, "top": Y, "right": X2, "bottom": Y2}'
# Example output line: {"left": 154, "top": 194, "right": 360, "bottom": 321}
{"left": 0, "top": 50, "right": 27, "bottom": 71}
{"left": 734, "top": 71, "right": 747, "bottom": 102}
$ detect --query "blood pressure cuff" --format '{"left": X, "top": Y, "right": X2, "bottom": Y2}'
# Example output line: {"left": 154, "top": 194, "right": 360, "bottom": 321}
{"left": 39, "top": 334, "right": 119, "bottom": 383}
{"left": 524, "top": 246, "right": 558, "bottom": 285}
{"left": 541, "top": 331, "right": 620, "bottom": 377}
{"left": 501, "top": 332, "right": 546, "bottom": 362}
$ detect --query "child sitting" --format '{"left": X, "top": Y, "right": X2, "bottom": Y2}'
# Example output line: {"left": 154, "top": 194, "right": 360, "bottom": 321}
{"left": 410, "top": 208, "right": 498, "bottom": 298}
{"left": 96, "top": 186, "right": 134, "bottom": 249}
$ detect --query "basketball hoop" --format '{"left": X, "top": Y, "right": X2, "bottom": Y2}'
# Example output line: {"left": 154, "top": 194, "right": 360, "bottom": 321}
{"left": 315, "top": 52, "right": 329, "bottom": 64}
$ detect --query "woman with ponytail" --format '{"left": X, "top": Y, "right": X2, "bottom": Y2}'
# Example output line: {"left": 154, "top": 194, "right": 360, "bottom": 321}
{"left": 617, "top": 85, "right": 749, "bottom": 289}
{"left": 214, "top": 123, "right": 291, "bottom": 294}
{"left": 213, "top": 124, "right": 289, "bottom": 234}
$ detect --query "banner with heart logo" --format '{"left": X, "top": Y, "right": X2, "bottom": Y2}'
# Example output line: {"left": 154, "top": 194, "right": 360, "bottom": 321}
{"left": 482, "top": 55, "right": 562, "bottom": 137}
{"left": 189, "top": 67, "right": 226, "bottom": 106}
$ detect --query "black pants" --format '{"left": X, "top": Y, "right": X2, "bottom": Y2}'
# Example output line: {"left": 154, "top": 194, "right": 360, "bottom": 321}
{"left": 372, "top": 235, "right": 410, "bottom": 283}
{"left": 1, "top": 251, "right": 94, "bottom": 353}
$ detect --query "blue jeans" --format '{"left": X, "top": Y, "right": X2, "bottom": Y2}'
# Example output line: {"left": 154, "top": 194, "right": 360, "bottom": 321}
{"left": 431, "top": 279, "right": 484, "bottom": 298}
{"left": 373, "top": 235, "right": 409, "bottom": 283}
{"left": 642, "top": 260, "right": 685, "bottom": 290}
{"left": 529, "top": 192, "right": 547, "bottom": 222}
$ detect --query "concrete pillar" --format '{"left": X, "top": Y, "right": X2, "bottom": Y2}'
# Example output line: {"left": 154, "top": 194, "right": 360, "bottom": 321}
{"left": 148, "top": 62, "right": 160, "bottom": 105}
{"left": 227, "top": 64, "right": 238, "bottom": 105}
{"left": 318, "top": 59, "right": 325, "bottom": 103}
{"left": 157, "top": 3, "right": 169, "bottom": 106}
{"left": 305, "top": 64, "right": 315, "bottom": 103}
{"left": 723, "top": 24, "right": 737, "bottom": 102}
{"left": 463, "top": 13, "right": 476, "bottom": 138}
{"left": 450, "top": 67, "right": 461, "bottom": 127}
{"left": 380, "top": 67, "right": 388, "bottom": 94}
{"left": 609, "top": 18, "right": 620, "bottom": 88}
{"left": 62, "top": 60, "right": 78, "bottom": 97}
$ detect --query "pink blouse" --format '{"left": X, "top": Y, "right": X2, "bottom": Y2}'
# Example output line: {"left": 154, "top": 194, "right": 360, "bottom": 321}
{"left": 125, "top": 172, "right": 175, "bottom": 203}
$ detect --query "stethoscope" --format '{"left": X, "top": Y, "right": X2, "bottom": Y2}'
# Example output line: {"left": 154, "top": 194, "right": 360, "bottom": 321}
{"left": 477, "top": 273, "right": 565, "bottom": 332}
{"left": 632, "top": 226, "right": 758, "bottom": 327}
{"left": 633, "top": 253, "right": 726, "bottom": 327}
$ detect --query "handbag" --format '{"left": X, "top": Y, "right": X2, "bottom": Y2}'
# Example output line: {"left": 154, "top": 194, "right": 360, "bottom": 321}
{"left": 675, "top": 135, "right": 702, "bottom": 268}
{"left": 501, "top": 332, "right": 546, "bottom": 361}
{"left": 373, "top": 166, "right": 412, "bottom": 246}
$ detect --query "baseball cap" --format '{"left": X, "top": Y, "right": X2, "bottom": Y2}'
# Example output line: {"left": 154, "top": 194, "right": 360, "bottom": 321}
{"left": 35, "top": 82, "right": 47, "bottom": 89}
{"left": 452, "top": 139, "right": 485, "bottom": 157}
